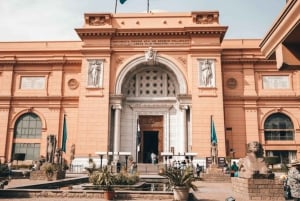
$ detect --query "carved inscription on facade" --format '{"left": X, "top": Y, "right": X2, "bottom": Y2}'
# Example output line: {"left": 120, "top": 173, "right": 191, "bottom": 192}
{"left": 111, "top": 39, "right": 190, "bottom": 47}
{"left": 20, "top": 76, "right": 45, "bottom": 90}
{"left": 262, "top": 76, "right": 289, "bottom": 89}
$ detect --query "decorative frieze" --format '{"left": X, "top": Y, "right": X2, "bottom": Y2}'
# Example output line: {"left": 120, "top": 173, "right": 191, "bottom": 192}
{"left": 85, "top": 14, "right": 111, "bottom": 26}
{"left": 192, "top": 11, "right": 219, "bottom": 24}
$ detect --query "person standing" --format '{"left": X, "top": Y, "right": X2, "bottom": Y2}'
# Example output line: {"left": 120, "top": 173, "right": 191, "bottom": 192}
{"left": 151, "top": 152, "right": 157, "bottom": 164}
{"left": 288, "top": 160, "right": 300, "bottom": 201}
{"left": 116, "top": 160, "right": 121, "bottom": 173}
{"left": 196, "top": 164, "right": 202, "bottom": 177}
{"left": 230, "top": 161, "right": 239, "bottom": 177}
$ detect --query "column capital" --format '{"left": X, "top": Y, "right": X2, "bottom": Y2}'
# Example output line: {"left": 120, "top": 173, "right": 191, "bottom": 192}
{"left": 180, "top": 104, "right": 189, "bottom": 110}
{"left": 112, "top": 104, "right": 122, "bottom": 110}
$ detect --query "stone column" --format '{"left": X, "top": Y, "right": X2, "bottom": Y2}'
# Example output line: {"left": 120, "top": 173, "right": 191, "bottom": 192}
{"left": 180, "top": 105, "right": 189, "bottom": 154}
{"left": 113, "top": 104, "right": 122, "bottom": 161}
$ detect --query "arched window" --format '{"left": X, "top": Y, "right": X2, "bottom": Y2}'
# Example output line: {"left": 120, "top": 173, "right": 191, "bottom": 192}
{"left": 12, "top": 113, "right": 42, "bottom": 160}
{"left": 264, "top": 113, "right": 294, "bottom": 141}
{"left": 14, "top": 113, "right": 42, "bottom": 138}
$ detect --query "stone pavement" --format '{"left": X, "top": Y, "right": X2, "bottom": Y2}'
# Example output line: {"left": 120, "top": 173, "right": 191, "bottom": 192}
{"left": 1, "top": 178, "right": 234, "bottom": 201}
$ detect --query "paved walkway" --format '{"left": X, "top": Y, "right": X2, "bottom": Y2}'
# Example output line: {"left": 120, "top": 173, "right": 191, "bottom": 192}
{"left": 1, "top": 178, "right": 233, "bottom": 201}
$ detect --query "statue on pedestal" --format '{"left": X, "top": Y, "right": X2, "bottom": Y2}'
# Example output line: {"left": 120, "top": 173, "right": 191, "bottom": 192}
{"left": 238, "top": 141, "right": 273, "bottom": 179}
{"left": 211, "top": 142, "right": 218, "bottom": 166}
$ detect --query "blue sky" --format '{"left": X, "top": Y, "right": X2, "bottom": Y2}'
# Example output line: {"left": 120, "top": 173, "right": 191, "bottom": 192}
{"left": 0, "top": 0, "right": 286, "bottom": 41}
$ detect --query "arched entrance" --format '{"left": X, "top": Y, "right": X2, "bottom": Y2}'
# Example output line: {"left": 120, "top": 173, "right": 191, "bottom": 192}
{"left": 111, "top": 54, "right": 190, "bottom": 162}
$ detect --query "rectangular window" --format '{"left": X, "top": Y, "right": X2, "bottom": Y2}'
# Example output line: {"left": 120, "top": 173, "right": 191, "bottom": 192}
{"left": 12, "top": 143, "right": 40, "bottom": 161}
{"left": 262, "top": 76, "right": 289, "bottom": 89}
{"left": 20, "top": 76, "right": 45, "bottom": 90}
{"left": 264, "top": 130, "right": 294, "bottom": 140}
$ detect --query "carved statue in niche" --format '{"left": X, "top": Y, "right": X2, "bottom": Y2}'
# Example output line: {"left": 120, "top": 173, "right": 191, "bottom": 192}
{"left": 201, "top": 59, "right": 214, "bottom": 87}
{"left": 145, "top": 47, "right": 157, "bottom": 65}
{"left": 238, "top": 141, "right": 274, "bottom": 179}
{"left": 46, "top": 135, "right": 56, "bottom": 163}
{"left": 88, "top": 60, "right": 103, "bottom": 87}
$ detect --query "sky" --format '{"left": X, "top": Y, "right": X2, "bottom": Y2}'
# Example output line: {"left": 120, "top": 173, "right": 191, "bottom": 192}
{"left": 0, "top": 0, "right": 286, "bottom": 42}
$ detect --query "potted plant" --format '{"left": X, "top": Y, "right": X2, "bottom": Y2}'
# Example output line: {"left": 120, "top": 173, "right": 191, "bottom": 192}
{"left": 164, "top": 167, "right": 197, "bottom": 201}
{"left": 42, "top": 162, "right": 57, "bottom": 181}
{"left": 89, "top": 166, "right": 115, "bottom": 200}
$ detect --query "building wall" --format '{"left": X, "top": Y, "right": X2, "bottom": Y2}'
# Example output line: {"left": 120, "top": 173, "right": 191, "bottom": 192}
{"left": 0, "top": 11, "right": 299, "bottom": 165}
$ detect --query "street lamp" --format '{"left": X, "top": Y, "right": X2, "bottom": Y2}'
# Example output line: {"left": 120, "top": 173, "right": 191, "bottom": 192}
{"left": 95, "top": 152, "right": 107, "bottom": 170}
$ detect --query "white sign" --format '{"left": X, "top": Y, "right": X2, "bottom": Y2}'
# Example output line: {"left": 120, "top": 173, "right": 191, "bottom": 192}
{"left": 263, "top": 76, "right": 289, "bottom": 89}
{"left": 21, "top": 76, "right": 45, "bottom": 89}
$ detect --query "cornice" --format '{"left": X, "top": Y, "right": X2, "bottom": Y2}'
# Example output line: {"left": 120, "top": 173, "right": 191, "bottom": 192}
{"left": 8, "top": 96, "right": 79, "bottom": 102}
{"left": 221, "top": 58, "right": 276, "bottom": 64}
{"left": 260, "top": 0, "right": 300, "bottom": 58}
{"left": 0, "top": 59, "right": 82, "bottom": 65}
{"left": 76, "top": 26, "right": 227, "bottom": 40}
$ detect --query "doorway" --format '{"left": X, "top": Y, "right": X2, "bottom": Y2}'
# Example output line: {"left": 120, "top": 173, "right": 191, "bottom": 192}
{"left": 142, "top": 131, "right": 158, "bottom": 163}
{"left": 138, "top": 115, "right": 163, "bottom": 163}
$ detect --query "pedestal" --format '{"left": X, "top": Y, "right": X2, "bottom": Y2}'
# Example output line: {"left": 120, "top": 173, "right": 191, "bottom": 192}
{"left": 202, "top": 166, "right": 231, "bottom": 182}
{"left": 231, "top": 177, "right": 284, "bottom": 201}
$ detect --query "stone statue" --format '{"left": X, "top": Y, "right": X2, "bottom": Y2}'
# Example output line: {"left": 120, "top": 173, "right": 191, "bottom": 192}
{"left": 201, "top": 60, "right": 213, "bottom": 87}
{"left": 70, "top": 144, "right": 75, "bottom": 166}
{"left": 89, "top": 60, "right": 102, "bottom": 87}
{"left": 54, "top": 148, "right": 62, "bottom": 165}
{"left": 46, "top": 135, "right": 56, "bottom": 163}
{"left": 211, "top": 142, "right": 218, "bottom": 165}
{"left": 238, "top": 141, "right": 274, "bottom": 179}
{"left": 145, "top": 47, "right": 157, "bottom": 65}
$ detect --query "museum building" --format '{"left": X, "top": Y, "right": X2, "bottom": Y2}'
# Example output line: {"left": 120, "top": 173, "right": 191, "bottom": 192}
{"left": 0, "top": 0, "right": 299, "bottom": 165}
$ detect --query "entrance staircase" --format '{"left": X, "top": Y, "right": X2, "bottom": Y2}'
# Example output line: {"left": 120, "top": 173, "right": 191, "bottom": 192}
{"left": 136, "top": 163, "right": 164, "bottom": 174}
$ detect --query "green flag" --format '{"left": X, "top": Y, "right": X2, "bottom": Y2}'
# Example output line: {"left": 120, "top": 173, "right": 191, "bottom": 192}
{"left": 120, "top": 0, "right": 127, "bottom": 4}
{"left": 61, "top": 115, "right": 67, "bottom": 152}
{"left": 210, "top": 116, "right": 217, "bottom": 144}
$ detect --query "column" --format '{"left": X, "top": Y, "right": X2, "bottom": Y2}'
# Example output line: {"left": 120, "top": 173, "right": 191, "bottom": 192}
{"left": 113, "top": 104, "right": 122, "bottom": 161}
{"left": 180, "top": 105, "right": 189, "bottom": 154}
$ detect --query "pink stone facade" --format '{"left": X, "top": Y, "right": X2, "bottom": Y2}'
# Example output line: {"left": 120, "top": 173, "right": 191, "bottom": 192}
{"left": 0, "top": 4, "right": 299, "bottom": 166}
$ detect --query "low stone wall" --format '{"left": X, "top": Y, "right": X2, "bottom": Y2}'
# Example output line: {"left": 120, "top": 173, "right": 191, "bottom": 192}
{"left": 0, "top": 189, "right": 174, "bottom": 200}
{"left": 231, "top": 177, "right": 284, "bottom": 201}
{"left": 30, "top": 170, "right": 65, "bottom": 180}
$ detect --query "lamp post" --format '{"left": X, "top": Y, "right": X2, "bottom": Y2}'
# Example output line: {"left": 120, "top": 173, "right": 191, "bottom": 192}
{"left": 95, "top": 152, "right": 107, "bottom": 170}
{"left": 119, "top": 152, "right": 131, "bottom": 171}
{"left": 161, "top": 152, "right": 173, "bottom": 169}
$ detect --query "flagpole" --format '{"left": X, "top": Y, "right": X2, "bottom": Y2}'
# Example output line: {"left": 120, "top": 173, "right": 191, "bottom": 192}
{"left": 210, "top": 115, "right": 213, "bottom": 144}
{"left": 147, "top": 0, "right": 149, "bottom": 13}
{"left": 115, "top": 0, "right": 117, "bottom": 13}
